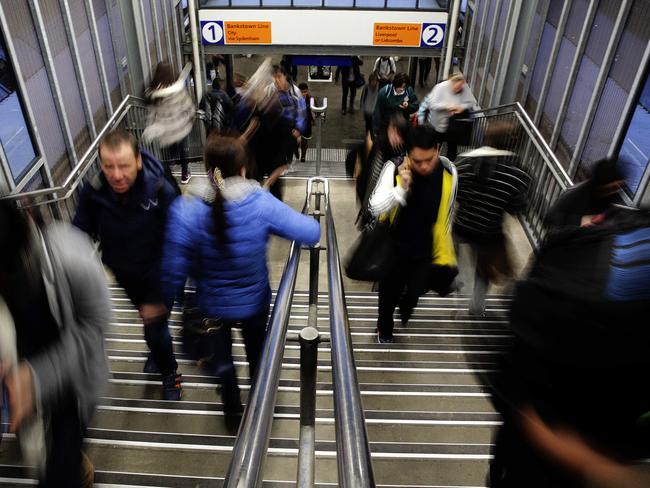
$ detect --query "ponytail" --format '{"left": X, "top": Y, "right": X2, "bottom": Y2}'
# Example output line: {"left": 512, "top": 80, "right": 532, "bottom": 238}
{"left": 204, "top": 134, "right": 249, "bottom": 245}
{"left": 210, "top": 167, "right": 227, "bottom": 243}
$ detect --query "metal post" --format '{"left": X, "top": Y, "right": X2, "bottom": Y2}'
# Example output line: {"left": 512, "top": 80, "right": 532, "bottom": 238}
{"left": 297, "top": 326, "right": 320, "bottom": 488}
{"left": 187, "top": 0, "right": 203, "bottom": 104}
{"left": 532, "top": 0, "right": 572, "bottom": 126}
{"left": 568, "top": 0, "right": 633, "bottom": 178}
{"left": 443, "top": 0, "right": 462, "bottom": 78}
{"left": 549, "top": 0, "right": 599, "bottom": 149}
{"left": 518, "top": 0, "right": 552, "bottom": 107}
{"left": 489, "top": 0, "right": 522, "bottom": 106}
{"left": 170, "top": 0, "right": 184, "bottom": 72}
{"left": 310, "top": 97, "right": 327, "bottom": 176}
{"left": 469, "top": 0, "right": 490, "bottom": 93}
{"left": 86, "top": 0, "right": 114, "bottom": 115}
{"left": 463, "top": 0, "right": 479, "bottom": 78}
{"left": 104, "top": 0, "right": 128, "bottom": 98}
{"left": 150, "top": 0, "right": 164, "bottom": 63}
{"left": 27, "top": 0, "right": 78, "bottom": 167}
{"left": 161, "top": 0, "right": 175, "bottom": 66}
{"left": 308, "top": 192, "right": 321, "bottom": 329}
{"left": 477, "top": 0, "right": 502, "bottom": 106}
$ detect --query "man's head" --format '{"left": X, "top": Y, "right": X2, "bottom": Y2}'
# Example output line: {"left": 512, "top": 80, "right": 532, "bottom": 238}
{"left": 591, "top": 157, "right": 625, "bottom": 198}
{"left": 98, "top": 129, "right": 142, "bottom": 194}
{"left": 449, "top": 73, "right": 465, "bottom": 94}
{"left": 392, "top": 73, "right": 409, "bottom": 93}
{"left": 298, "top": 82, "right": 309, "bottom": 98}
{"left": 212, "top": 78, "right": 221, "bottom": 91}
{"left": 272, "top": 65, "right": 290, "bottom": 91}
{"left": 406, "top": 125, "right": 441, "bottom": 177}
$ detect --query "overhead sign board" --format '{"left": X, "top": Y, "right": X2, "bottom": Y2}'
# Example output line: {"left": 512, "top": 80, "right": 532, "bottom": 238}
{"left": 199, "top": 10, "right": 447, "bottom": 48}
{"left": 201, "top": 21, "right": 272, "bottom": 45}
{"left": 373, "top": 23, "right": 422, "bottom": 47}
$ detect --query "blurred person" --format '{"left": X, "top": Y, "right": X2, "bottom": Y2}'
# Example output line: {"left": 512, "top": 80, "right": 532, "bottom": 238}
{"left": 201, "top": 78, "right": 234, "bottom": 135}
{"left": 418, "top": 73, "right": 477, "bottom": 161}
{"left": 298, "top": 82, "right": 315, "bottom": 162}
{"left": 335, "top": 56, "right": 363, "bottom": 115}
{"left": 373, "top": 55, "right": 397, "bottom": 88}
{"left": 369, "top": 125, "right": 457, "bottom": 343}
{"left": 73, "top": 129, "right": 183, "bottom": 401}
{"left": 545, "top": 157, "right": 625, "bottom": 231}
{"left": 143, "top": 62, "right": 195, "bottom": 184}
{"left": 360, "top": 72, "right": 380, "bottom": 135}
{"left": 0, "top": 200, "right": 110, "bottom": 487}
{"left": 265, "top": 64, "right": 306, "bottom": 198}
{"left": 372, "top": 72, "right": 419, "bottom": 137}
{"left": 454, "top": 122, "right": 530, "bottom": 316}
{"left": 417, "top": 56, "right": 433, "bottom": 87}
{"left": 161, "top": 133, "right": 320, "bottom": 422}
{"left": 487, "top": 196, "right": 650, "bottom": 487}
{"left": 356, "top": 111, "right": 408, "bottom": 227}
{"left": 280, "top": 54, "right": 298, "bottom": 82}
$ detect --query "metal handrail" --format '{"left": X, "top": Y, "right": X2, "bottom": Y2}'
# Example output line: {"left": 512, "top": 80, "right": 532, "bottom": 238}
{"left": 325, "top": 195, "right": 376, "bottom": 487}
{"left": 468, "top": 101, "right": 572, "bottom": 186}
{"left": 223, "top": 198, "right": 308, "bottom": 488}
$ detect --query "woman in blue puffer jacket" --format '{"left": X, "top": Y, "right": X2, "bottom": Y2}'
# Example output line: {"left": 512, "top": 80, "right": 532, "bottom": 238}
{"left": 161, "top": 133, "right": 320, "bottom": 418}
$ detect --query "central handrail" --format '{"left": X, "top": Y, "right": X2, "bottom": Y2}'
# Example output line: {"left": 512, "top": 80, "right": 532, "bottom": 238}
{"left": 222, "top": 197, "right": 308, "bottom": 488}
{"left": 325, "top": 194, "right": 376, "bottom": 487}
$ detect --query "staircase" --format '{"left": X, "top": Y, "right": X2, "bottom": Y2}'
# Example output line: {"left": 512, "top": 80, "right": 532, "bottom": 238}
{"left": 0, "top": 283, "right": 511, "bottom": 487}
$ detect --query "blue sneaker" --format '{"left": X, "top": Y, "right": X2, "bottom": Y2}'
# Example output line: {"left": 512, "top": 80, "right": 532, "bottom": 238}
{"left": 162, "top": 373, "right": 183, "bottom": 401}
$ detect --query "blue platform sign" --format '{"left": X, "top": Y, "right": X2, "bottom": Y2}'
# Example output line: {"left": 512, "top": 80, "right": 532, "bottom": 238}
{"left": 201, "top": 20, "right": 224, "bottom": 45}
{"left": 420, "top": 23, "right": 445, "bottom": 48}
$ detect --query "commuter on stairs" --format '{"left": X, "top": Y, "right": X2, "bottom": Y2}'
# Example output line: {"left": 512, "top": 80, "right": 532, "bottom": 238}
{"left": 372, "top": 72, "right": 420, "bottom": 138}
{"left": 369, "top": 125, "right": 458, "bottom": 343}
{"left": 360, "top": 72, "right": 380, "bottom": 136}
{"left": 161, "top": 133, "right": 320, "bottom": 425}
{"left": 143, "top": 62, "right": 195, "bottom": 184}
{"left": 335, "top": 56, "right": 363, "bottom": 115}
{"left": 454, "top": 122, "right": 531, "bottom": 316}
{"left": 200, "top": 78, "right": 234, "bottom": 135}
{"left": 298, "top": 82, "right": 315, "bottom": 162}
{"left": 356, "top": 111, "right": 408, "bottom": 228}
{"left": 373, "top": 55, "right": 397, "bottom": 88}
{"left": 488, "top": 180, "right": 650, "bottom": 488}
{"left": 418, "top": 73, "right": 477, "bottom": 162}
{"left": 0, "top": 200, "right": 110, "bottom": 487}
{"left": 73, "top": 129, "right": 183, "bottom": 401}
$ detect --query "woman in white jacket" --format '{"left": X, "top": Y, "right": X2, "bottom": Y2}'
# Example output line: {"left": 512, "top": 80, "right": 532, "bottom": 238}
{"left": 143, "top": 62, "right": 196, "bottom": 184}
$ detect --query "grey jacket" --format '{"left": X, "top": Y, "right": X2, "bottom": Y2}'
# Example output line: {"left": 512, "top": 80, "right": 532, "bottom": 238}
{"left": 28, "top": 223, "right": 111, "bottom": 425}
{"left": 417, "top": 80, "right": 477, "bottom": 133}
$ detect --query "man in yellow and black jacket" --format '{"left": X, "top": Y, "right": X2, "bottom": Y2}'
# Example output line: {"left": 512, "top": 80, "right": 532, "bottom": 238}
{"left": 369, "top": 125, "right": 457, "bottom": 343}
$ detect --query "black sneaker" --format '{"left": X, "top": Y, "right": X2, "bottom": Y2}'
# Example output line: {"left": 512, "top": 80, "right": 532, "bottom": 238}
{"left": 377, "top": 333, "right": 394, "bottom": 344}
{"left": 162, "top": 373, "right": 183, "bottom": 401}
{"left": 143, "top": 354, "right": 159, "bottom": 374}
{"left": 181, "top": 169, "right": 192, "bottom": 185}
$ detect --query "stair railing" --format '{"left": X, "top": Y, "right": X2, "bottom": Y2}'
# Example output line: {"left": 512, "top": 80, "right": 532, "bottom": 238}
{"left": 1, "top": 63, "right": 205, "bottom": 222}
{"left": 324, "top": 182, "right": 377, "bottom": 487}
{"left": 459, "top": 102, "right": 573, "bottom": 249}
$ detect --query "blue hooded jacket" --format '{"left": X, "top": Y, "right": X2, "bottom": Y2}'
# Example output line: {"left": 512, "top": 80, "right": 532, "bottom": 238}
{"left": 73, "top": 150, "right": 178, "bottom": 289}
{"left": 161, "top": 179, "right": 320, "bottom": 320}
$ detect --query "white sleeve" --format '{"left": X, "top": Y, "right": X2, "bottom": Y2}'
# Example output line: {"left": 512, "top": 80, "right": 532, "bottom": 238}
{"left": 390, "top": 58, "right": 397, "bottom": 73}
{"left": 369, "top": 162, "right": 408, "bottom": 217}
{"left": 417, "top": 94, "right": 433, "bottom": 125}
{"left": 428, "top": 85, "right": 449, "bottom": 111}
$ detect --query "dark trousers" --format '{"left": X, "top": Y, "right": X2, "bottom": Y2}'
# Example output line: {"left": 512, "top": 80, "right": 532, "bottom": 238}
{"left": 169, "top": 137, "right": 189, "bottom": 175}
{"left": 364, "top": 113, "right": 373, "bottom": 135}
{"left": 42, "top": 402, "right": 84, "bottom": 487}
{"left": 342, "top": 83, "right": 357, "bottom": 111}
{"left": 418, "top": 58, "right": 432, "bottom": 87}
{"left": 434, "top": 128, "right": 459, "bottom": 162}
{"left": 211, "top": 308, "right": 269, "bottom": 409}
{"left": 377, "top": 259, "right": 430, "bottom": 338}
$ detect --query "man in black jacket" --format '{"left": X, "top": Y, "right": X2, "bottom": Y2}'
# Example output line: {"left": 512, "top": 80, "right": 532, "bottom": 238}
{"left": 73, "top": 129, "right": 182, "bottom": 401}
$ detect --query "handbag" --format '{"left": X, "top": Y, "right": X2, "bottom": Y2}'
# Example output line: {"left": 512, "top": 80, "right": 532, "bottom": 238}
{"left": 447, "top": 110, "right": 474, "bottom": 147}
{"left": 345, "top": 217, "right": 396, "bottom": 282}
{"left": 354, "top": 73, "right": 366, "bottom": 88}
{"left": 181, "top": 297, "right": 224, "bottom": 366}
